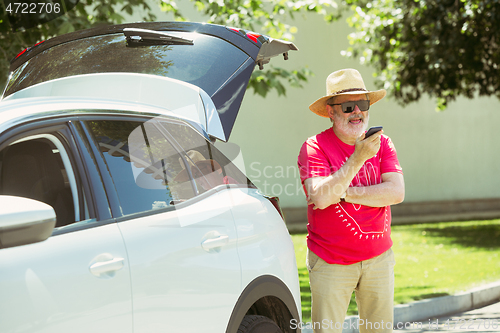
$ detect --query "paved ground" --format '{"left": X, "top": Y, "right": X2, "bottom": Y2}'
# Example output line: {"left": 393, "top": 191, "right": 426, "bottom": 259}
{"left": 393, "top": 301, "right": 500, "bottom": 333}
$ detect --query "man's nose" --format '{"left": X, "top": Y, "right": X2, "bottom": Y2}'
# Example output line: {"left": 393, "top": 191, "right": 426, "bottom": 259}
{"left": 352, "top": 105, "right": 362, "bottom": 113}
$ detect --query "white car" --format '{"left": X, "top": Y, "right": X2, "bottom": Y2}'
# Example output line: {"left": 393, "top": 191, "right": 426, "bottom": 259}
{"left": 0, "top": 22, "right": 301, "bottom": 333}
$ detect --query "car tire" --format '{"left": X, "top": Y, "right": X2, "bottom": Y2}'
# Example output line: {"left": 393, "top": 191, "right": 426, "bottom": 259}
{"left": 237, "top": 315, "right": 283, "bottom": 333}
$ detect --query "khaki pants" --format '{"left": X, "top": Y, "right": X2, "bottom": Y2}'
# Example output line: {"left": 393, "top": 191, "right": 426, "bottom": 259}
{"left": 307, "top": 248, "right": 395, "bottom": 333}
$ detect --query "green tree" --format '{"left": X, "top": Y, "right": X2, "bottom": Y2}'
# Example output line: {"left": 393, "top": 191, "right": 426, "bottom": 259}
{"left": 343, "top": 0, "right": 500, "bottom": 110}
{"left": 0, "top": 0, "right": 158, "bottom": 90}
{"left": 3, "top": 0, "right": 499, "bottom": 108}
{"left": 0, "top": 0, "right": 340, "bottom": 96}
{"left": 165, "top": 0, "right": 340, "bottom": 97}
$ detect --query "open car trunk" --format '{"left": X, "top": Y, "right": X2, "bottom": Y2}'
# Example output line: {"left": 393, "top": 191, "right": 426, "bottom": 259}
{"left": 3, "top": 22, "right": 298, "bottom": 141}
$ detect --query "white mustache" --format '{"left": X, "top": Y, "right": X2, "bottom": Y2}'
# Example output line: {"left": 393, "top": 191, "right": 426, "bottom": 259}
{"left": 348, "top": 114, "right": 364, "bottom": 121}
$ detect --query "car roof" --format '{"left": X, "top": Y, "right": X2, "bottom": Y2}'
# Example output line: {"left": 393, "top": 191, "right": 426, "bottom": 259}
{"left": 0, "top": 95, "right": 211, "bottom": 141}
{"left": 2, "top": 73, "right": 225, "bottom": 141}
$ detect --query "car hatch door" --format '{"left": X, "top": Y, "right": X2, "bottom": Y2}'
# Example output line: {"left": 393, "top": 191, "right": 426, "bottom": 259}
{"left": 209, "top": 34, "right": 298, "bottom": 141}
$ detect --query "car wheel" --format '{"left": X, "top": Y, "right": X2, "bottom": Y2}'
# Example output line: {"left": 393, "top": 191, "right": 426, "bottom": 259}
{"left": 237, "top": 315, "right": 283, "bottom": 333}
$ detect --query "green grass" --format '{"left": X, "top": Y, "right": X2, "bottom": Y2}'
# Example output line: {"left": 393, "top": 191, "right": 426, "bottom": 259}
{"left": 292, "top": 219, "right": 500, "bottom": 322}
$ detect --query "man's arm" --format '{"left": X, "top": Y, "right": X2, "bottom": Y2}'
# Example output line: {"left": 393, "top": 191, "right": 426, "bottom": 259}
{"left": 304, "top": 156, "right": 364, "bottom": 209}
{"left": 305, "top": 131, "right": 382, "bottom": 210}
{"left": 345, "top": 172, "right": 405, "bottom": 207}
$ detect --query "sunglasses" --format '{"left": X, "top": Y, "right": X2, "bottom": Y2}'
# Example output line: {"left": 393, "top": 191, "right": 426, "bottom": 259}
{"left": 329, "top": 100, "right": 370, "bottom": 113}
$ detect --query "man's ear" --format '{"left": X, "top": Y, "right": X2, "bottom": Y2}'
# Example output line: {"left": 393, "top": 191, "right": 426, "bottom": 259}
{"left": 326, "top": 104, "right": 335, "bottom": 119}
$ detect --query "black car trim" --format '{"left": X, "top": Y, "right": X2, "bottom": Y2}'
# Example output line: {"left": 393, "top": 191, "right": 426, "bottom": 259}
{"left": 10, "top": 22, "right": 260, "bottom": 72}
{"left": 114, "top": 205, "right": 177, "bottom": 223}
{"left": 115, "top": 184, "right": 258, "bottom": 227}
{"left": 123, "top": 27, "right": 194, "bottom": 46}
{"left": 79, "top": 121, "right": 124, "bottom": 218}
{"left": 210, "top": 57, "right": 256, "bottom": 140}
{"left": 225, "top": 275, "right": 301, "bottom": 333}
{"left": 69, "top": 121, "right": 113, "bottom": 221}
{"left": 74, "top": 113, "right": 199, "bottom": 218}
{"left": 73, "top": 109, "right": 210, "bottom": 142}
{"left": 69, "top": 113, "right": 257, "bottom": 221}
{"left": 51, "top": 218, "right": 117, "bottom": 237}
{"left": 113, "top": 183, "right": 259, "bottom": 224}
{"left": 54, "top": 126, "right": 94, "bottom": 222}
{"left": 157, "top": 117, "right": 256, "bottom": 189}
{"left": 212, "top": 56, "right": 253, "bottom": 97}
{"left": 0, "top": 122, "right": 67, "bottom": 151}
{"left": 155, "top": 119, "right": 256, "bottom": 190}
{"left": 0, "top": 119, "right": 108, "bottom": 229}
{"left": 111, "top": 184, "right": 234, "bottom": 223}
{"left": 152, "top": 120, "right": 202, "bottom": 195}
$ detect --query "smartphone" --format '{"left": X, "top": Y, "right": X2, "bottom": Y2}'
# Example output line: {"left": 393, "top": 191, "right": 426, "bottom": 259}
{"left": 364, "top": 126, "right": 383, "bottom": 139}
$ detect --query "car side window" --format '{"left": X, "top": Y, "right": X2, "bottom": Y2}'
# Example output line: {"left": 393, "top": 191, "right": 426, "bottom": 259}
{"left": 161, "top": 120, "right": 252, "bottom": 192}
{"left": 0, "top": 135, "right": 79, "bottom": 228}
{"left": 86, "top": 120, "right": 196, "bottom": 216}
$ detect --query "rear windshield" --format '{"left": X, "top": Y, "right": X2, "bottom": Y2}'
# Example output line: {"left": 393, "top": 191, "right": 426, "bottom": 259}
{"left": 4, "top": 32, "right": 249, "bottom": 97}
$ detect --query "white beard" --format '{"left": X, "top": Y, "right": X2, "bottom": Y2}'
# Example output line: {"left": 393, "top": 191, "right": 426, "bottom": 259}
{"left": 332, "top": 112, "right": 369, "bottom": 139}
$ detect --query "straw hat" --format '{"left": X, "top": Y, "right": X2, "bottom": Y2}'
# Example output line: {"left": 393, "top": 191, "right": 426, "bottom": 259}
{"left": 309, "top": 69, "right": 386, "bottom": 117}
{"left": 174, "top": 150, "right": 221, "bottom": 182}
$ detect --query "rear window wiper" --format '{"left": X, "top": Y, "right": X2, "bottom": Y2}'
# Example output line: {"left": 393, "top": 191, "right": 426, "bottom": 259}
{"left": 123, "top": 28, "right": 194, "bottom": 46}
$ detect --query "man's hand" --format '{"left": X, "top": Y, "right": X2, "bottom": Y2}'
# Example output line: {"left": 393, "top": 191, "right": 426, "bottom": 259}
{"left": 307, "top": 194, "right": 339, "bottom": 210}
{"left": 304, "top": 130, "right": 385, "bottom": 210}
{"left": 353, "top": 130, "right": 383, "bottom": 163}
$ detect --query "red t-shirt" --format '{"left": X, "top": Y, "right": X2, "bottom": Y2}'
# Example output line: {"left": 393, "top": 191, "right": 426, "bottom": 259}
{"left": 297, "top": 128, "right": 403, "bottom": 265}
{"left": 223, "top": 175, "right": 237, "bottom": 184}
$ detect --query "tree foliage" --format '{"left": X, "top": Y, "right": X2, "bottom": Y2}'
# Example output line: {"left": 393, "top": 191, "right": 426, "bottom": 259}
{"left": 0, "top": 0, "right": 340, "bottom": 96}
{"left": 0, "top": 0, "right": 156, "bottom": 92}
{"left": 161, "top": 0, "right": 340, "bottom": 97}
{"left": 343, "top": 0, "right": 500, "bottom": 110}
{"left": 3, "top": 0, "right": 497, "bottom": 108}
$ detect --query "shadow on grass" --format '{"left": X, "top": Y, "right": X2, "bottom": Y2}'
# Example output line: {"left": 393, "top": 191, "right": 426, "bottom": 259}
{"left": 414, "top": 292, "right": 450, "bottom": 300}
{"left": 422, "top": 224, "right": 500, "bottom": 249}
{"left": 394, "top": 285, "right": 451, "bottom": 303}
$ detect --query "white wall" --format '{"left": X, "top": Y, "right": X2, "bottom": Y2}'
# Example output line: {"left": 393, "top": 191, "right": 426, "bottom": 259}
{"left": 131, "top": 3, "right": 500, "bottom": 208}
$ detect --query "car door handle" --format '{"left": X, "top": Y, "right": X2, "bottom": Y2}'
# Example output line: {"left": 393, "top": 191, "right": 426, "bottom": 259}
{"left": 89, "top": 257, "right": 125, "bottom": 276}
{"left": 201, "top": 234, "right": 229, "bottom": 251}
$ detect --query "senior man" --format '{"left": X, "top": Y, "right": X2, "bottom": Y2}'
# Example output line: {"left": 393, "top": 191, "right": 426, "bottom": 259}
{"left": 297, "top": 69, "right": 405, "bottom": 333}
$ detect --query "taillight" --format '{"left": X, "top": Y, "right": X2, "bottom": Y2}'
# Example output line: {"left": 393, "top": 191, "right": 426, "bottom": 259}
{"left": 15, "top": 40, "right": 45, "bottom": 59}
{"left": 245, "top": 32, "right": 261, "bottom": 44}
{"left": 264, "top": 195, "right": 285, "bottom": 220}
{"left": 227, "top": 27, "right": 262, "bottom": 45}
{"left": 15, "top": 48, "right": 28, "bottom": 59}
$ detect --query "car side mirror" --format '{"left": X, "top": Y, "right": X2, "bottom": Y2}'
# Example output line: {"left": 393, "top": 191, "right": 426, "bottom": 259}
{"left": 0, "top": 196, "right": 56, "bottom": 249}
